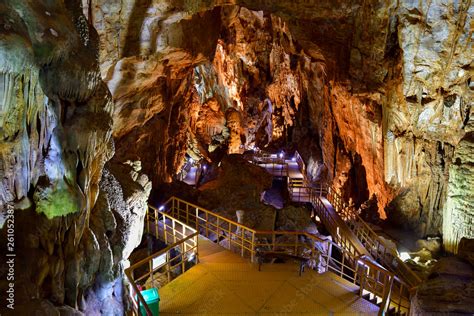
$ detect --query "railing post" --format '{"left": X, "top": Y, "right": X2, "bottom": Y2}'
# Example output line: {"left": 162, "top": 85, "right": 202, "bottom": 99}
{"left": 241, "top": 228, "right": 244, "bottom": 257}
{"left": 155, "top": 208, "right": 159, "bottom": 239}
{"left": 166, "top": 251, "right": 171, "bottom": 283}
{"left": 379, "top": 275, "right": 394, "bottom": 316}
{"left": 186, "top": 203, "right": 189, "bottom": 225}
{"left": 182, "top": 223, "right": 185, "bottom": 242}
{"left": 149, "top": 255, "right": 154, "bottom": 288}
{"left": 251, "top": 232, "right": 255, "bottom": 263}
{"left": 181, "top": 243, "right": 186, "bottom": 275}
{"left": 341, "top": 252, "right": 345, "bottom": 278}
{"left": 172, "top": 218, "right": 176, "bottom": 243}
{"left": 164, "top": 215, "right": 168, "bottom": 245}
{"left": 205, "top": 212, "right": 209, "bottom": 238}
{"left": 195, "top": 207, "right": 199, "bottom": 231}
{"left": 359, "top": 264, "right": 366, "bottom": 298}
{"left": 195, "top": 234, "right": 200, "bottom": 264}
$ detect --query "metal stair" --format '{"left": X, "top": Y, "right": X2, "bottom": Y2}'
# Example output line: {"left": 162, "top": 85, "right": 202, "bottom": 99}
{"left": 250, "top": 150, "right": 421, "bottom": 315}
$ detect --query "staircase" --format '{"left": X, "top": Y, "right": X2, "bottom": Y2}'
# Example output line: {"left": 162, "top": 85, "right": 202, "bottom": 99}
{"left": 161, "top": 196, "right": 397, "bottom": 315}
{"left": 250, "top": 150, "right": 421, "bottom": 315}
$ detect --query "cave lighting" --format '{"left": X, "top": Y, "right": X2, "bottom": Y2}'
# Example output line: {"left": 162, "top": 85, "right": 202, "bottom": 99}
{"left": 291, "top": 157, "right": 296, "bottom": 162}
{"left": 159, "top": 205, "right": 165, "bottom": 211}
{"left": 279, "top": 152, "right": 284, "bottom": 159}
{"left": 315, "top": 216, "right": 321, "bottom": 222}
{"left": 399, "top": 252, "right": 411, "bottom": 262}
{"left": 189, "top": 158, "right": 194, "bottom": 163}
{"left": 202, "top": 165, "right": 207, "bottom": 171}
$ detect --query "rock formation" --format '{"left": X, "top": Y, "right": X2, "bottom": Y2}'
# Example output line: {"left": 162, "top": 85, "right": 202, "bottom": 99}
{"left": 0, "top": 1, "right": 150, "bottom": 314}
{"left": 411, "top": 238, "right": 474, "bottom": 314}
{"left": 88, "top": 0, "right": 473, "bottom": 246}
{"left": 0, "top": 0, "right": 473, "bottom": 314}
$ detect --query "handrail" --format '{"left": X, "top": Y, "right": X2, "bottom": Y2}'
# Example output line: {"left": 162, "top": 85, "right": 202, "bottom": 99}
{"left": 141, "top": 148, "right": 416, "bottom": 314}
{"left": 164, "top": 196, "right": 256, "bottom": 233}
{"left": 292, "top": 151, "right": 421, "bottom": 284}
{"left": 124, "top": 205, "right": 199, "bottom": 316}
{"left": 125, "top": 269, "right": 154, "bottom": 316}
{"left": 128, "top": 233, "right": 198, "bottom": 275}
{"left": 290, "top": 150, "right": 418, "bottom": 314}
{"left": 326, "top": 186, "right": 422, "bottom": 289}
{"left": 163, "top": 196, "right": 330, "bottom": 261}
{"left": 161, "top": 195, "right": 395, "bottom": 315}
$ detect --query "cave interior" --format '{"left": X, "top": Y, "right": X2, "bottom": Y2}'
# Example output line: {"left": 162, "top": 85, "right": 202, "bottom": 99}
{"left": 0, "top": 0, "right": 473, "bottom": 315}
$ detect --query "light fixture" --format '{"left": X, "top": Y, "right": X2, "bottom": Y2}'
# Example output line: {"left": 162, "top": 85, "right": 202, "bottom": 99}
{"left": 189, "top": 158, "right": 194, "bottom": 163}
{"left": 291, "top": 157, "right": 296, "bottom": 162}
{"left": 279, "top": 152, "right": 284, "bottom": 159}
{"left": 203, "top": 165, "right": 207, "bottom": 171}
{"left": 399, "top": 252, "right": 410, "bottom": 262}
{"left": 158, "top": 205, "right": 165, "bottom": 211}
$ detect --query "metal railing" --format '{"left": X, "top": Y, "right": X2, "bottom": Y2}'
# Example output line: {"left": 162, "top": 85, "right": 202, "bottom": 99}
{"left": 288, "top": 179, "right": 328, "bottom": 203}
{"left": 294, "top": 150, "right": 306, "bottom": 175}
{"left": 162, "top": 196, "right": 395, "bottom": 315}
{"left": 124, "top": 206, "right": 199, "bottom": 316}
{"left": 247, "top": 152, "right": 288, "bottom": 177}
{"left": 288, "top": 151, "right": 419, "bottom": 314}
{"left": 243, "top": 150, "right": 417, "bottom": 314}
{"left": 305, "top": 188, "right": 411, "bottom": 314}
{"left": 164, "top": 196, "right": 329, "bottom": 260}
{"left": 326, "top": 187, "right": 422, "bottom": 289}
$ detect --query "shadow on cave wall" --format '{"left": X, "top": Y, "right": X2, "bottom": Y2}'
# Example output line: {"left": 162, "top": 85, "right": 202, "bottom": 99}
{"left": 342, "top": 152, "right": 369, "bottom": 208}
{"left": 122, "top": 0, "right": 153, "bottom": 58}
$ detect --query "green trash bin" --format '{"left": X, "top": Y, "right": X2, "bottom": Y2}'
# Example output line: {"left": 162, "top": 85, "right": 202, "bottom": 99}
{"left": 138, "top": 288, "right": 160, "bottom": 316}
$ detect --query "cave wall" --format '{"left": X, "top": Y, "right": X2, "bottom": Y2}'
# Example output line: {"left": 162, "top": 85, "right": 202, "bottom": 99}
{"left": 0, "top": 0, "right": 472, "bottom": 313}
{"left": 88, "top": 0, "right": 473, "bottom": 249}
{"left": 443, "top": 132, "right": 474, "bottom": 253}
{"left": 0, "top": 0, "right": 151, "bottom": 314}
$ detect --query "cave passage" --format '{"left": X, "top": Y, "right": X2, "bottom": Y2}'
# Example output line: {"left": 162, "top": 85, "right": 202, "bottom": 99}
{"left": 1, "top": 1, "right": 473, "bottom": 315}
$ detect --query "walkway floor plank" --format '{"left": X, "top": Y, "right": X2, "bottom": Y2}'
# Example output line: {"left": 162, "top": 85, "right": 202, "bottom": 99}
{"left": 158, "top": 237, "right": 379, "bottom": 315}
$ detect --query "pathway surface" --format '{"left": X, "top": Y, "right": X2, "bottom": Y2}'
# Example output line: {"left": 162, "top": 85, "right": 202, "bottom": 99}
{"left": 257, "top": 157, "right": 312, "bottom": 203}
{"left": 182, "top": 166, "right": 198, "bottom": 186}
{"left": 158, "top": 236, "right": 379, "bottom": 315}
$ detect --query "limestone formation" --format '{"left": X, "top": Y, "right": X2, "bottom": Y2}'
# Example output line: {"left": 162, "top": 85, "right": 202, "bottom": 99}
{"left": 0, "top": 0, "right": 473, "bottom": 314}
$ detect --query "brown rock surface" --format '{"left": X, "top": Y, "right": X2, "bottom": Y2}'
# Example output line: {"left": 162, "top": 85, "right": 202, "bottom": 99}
{"left": 1, "top": 0, "right": 473, "bottom": 313}
{"left": 411, "top": 257, "right": 474, "bottom": 315}
{"left": 198, "top": 154, "right": 275, "bottom": 230}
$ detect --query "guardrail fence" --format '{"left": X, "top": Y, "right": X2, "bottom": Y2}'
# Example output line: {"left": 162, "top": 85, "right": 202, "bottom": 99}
{"left": 162, "top": 196, "right": 395, "bottom": 315}
{"left": 125, "top": 148, "right": 419, "bottom": 315}
{"left": 124, "top": 206, "right": 198, "bottom": 316}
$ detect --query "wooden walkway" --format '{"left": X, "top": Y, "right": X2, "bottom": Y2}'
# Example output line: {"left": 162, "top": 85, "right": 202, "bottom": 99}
{"left": 158, "top": 236, "right": 379, "bottom": 315}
